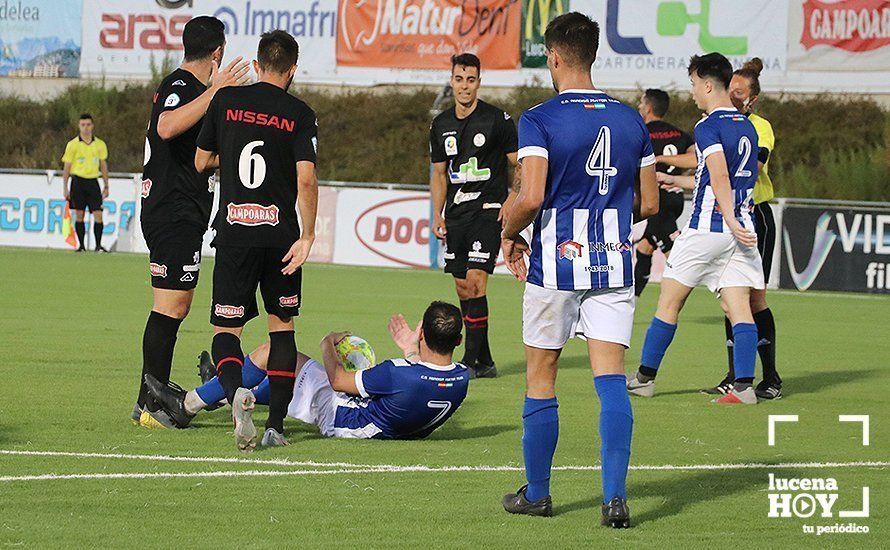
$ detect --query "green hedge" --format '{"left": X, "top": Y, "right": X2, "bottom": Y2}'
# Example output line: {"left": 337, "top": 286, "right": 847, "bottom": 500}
{"left": 1, "top": 82, "right": 887, "bottom": 201}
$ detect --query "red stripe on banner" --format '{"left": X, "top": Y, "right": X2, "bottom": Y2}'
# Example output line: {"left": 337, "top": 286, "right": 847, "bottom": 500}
{"left": 216, "top": 356, "right": 243, "bottom": 372}
{"left": 266, "top": 370, "right": 296, "bottom": 378}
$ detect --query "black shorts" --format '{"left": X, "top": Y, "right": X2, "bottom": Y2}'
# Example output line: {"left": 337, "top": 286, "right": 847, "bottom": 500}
{"left": 144, "top": 223, "right": 205, "bottom": 291}
{"left": 211, "top": 245, "right": 302, "bottom": 327}
{"left": 69, "top": 176, "right": 103, "bottom": 212}
{"left": 641, "top": 191, "right": 684, "bottom": 253}
{"left": 444, "top": 214, "right": 500, "bottom": 278}
{"left": 754, "top": 202, "right": 776, "bottom": 279}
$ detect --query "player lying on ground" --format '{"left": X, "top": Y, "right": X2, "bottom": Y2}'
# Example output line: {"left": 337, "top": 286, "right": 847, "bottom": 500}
{"left": 145, "top": 302, "right": 469, "bottom": 441}
{"left": 627, "top": 53, "right": 764, "bottom": 405}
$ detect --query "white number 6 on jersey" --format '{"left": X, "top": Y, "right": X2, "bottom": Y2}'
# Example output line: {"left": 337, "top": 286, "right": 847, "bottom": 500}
{"left": 239, "top": 140, "right": 267, "bottom": 189}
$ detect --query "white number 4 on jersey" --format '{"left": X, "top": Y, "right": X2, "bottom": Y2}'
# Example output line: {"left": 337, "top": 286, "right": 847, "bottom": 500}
{"left": 586, "top": 126, "right": 617, "bottom": 195}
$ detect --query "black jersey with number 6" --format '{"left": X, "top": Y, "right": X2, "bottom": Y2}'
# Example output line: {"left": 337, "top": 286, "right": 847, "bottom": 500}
{"left": 142, "top": 68, "right": 213, "bottom": 232}
{"left": 429, "top": 100, "right": 517, "bottom": 224}
{"left": 197, "top": 82, "right": 317, "bottom": 248}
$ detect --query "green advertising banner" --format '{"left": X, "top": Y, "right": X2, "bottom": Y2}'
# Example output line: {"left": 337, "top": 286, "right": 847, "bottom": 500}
{"left": 522, "top": 0, "right": 566, "bottom": 68}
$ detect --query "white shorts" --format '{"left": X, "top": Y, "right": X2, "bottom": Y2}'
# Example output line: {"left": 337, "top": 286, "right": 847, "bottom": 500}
{"left": 522, "top": 283, "right": 635, "bottom": 349}
{"left": 663, "top": 228, "right": 765, "bottom": 293}
{"left": 286, "top": 360, "right": 380, "bottom": 439}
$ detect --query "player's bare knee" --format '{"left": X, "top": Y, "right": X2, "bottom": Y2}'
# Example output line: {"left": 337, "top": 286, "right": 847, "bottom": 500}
{"left": 268, "top": 314, "right": 294, "bottom": 332}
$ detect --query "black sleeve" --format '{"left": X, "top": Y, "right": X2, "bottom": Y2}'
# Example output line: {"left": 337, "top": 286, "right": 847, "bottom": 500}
{"left": 498, "top": 111, "right": 518, "bottom": 154}
{"left": 681, "top": 131, "right": 696, "bottom": 153}
{"left": 292, "top": 108, "right": 318, "bottom": 164}
{"left": 159, "top": 80, "right": 201, "bottom": 113}
{"left": 195, "top": 94, "right": 219, "bottom": 152}
{"left": 429, "top": 120, "right": 447, "bottom": 163}
{"left": 758, "top": 146, "right": 770, "bottom": 164}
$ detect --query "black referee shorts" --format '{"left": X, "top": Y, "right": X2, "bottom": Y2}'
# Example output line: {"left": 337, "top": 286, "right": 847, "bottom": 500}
{"left": 69, "top": 176, "right": 103, "bottom": 212}
{"left": 754, "top": 202, "right": 776, "bottom": 279}
{"left": 210, "top": 246, "right": 302, "bottom": 328}
{"left": 444, "top": 213, "right": 501, "bottom": 278}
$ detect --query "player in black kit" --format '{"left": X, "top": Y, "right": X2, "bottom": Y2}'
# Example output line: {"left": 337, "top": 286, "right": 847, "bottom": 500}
{"left": 195, "top": 30, "right": 318, "bottom": 450}
{"left": 429, "top": 53, "right": 519, "bottom": 378}
{"left": 633, "top": 89, "right": 695, "bottom": 297}
{"left": 135, "top": 16, "right": 250, "bottom": 428}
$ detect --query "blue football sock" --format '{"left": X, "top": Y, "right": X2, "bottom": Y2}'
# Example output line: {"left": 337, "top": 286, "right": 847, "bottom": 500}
{"left": 252, "top": 378, "right": 270, "bottom": 405}
{"left": 732, "top": 323, "right": 758, "bottom": 381}
{"left": 522, "top": 396, "right": 559, "bottom": 502}
{"left": 595, "top": 374, "right": 633, "bottom": 503}
{"left": 640, "top": 317, "right": 677, "bottom": 372}
{"left": 194, "top": 354, "right": 267, "bottom": 406}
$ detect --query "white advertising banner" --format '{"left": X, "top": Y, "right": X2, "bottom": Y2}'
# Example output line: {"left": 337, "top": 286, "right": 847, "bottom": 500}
{"left": 79, "top": 0, "right": 338, "bottom": 81}
{"left": 0, "top": 172, "right": 139, "bottom": 250}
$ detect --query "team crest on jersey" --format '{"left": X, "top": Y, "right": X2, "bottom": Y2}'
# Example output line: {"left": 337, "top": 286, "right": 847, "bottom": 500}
{"left": 141, "top": 179, "right": 152, "bottom": 198}
{"left": 558, "top": 240, "right": 584, "bottom": 260}
{"left": 214, "top": 304, "right": 245, "bottom": 318}
{"left": 149, "top": 263, "right": 167, "bottom": 277}
{"left": 279, "top": 295, "right": 300, "bottom": 307}
{"left": 444, "top": 136, "right": 458, "bottom": 156}
{"left": 468, "top": 240, "right": 490, "bottom": 262}
{"left": 473, "top": 133, "right": 486, "bottom": 147}
{"left": 164, "top": 93, "right": 180, "bottom": 108}
{"left": 226, "top": 203, "right": 280, "bottom": 226}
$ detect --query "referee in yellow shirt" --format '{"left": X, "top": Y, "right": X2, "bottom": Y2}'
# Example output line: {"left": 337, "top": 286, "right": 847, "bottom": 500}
{"left": 62, "top": 114, "right": 110, "bottom": 252}
{"left": 705, "top": 58, "right": 783, "bottom": 399}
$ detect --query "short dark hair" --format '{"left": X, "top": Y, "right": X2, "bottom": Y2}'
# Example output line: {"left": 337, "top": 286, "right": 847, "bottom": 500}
{"left": 688, "top": 53, "right": 733, "bottom": 89}
{"left": 257, "top": 30, "right": 299, "bottom": 74}
{"left": 544, "top": 12, "right": 600, "bottom": 69}
{"left": 79, "top": 113, "right": 92, "bottom": 121}
{"left": 182, "top": 16, "right": 225, "bottom": 62}
{"left": 451, "top": 53, "right": 480, "bottom": 74}
{"left": 422, "top": 301, "right": 462, "bottom": 355}
{"left": 643, "top": 89, "right": 670, "bottom": 117}
{"left": 734, "top": 57, "right": 763, "bottom": 97}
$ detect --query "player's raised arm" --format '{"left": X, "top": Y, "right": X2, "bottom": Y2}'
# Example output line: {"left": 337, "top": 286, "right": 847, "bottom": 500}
{"left": 705, "top": 151, "right": 756, "bottom": 247}
{"left": 157, "top": 57, "right": 250, "bottom": 141}
{"left": 655, "top": 150, "right": 696, "bottom": 169}
{"left": 320, "top": 332, "right": 360, "bottom": 394}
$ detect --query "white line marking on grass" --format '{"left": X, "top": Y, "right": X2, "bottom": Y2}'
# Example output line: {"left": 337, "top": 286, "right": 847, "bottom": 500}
{"left": 0, "top": 449, "right": 887, "bottom": 483}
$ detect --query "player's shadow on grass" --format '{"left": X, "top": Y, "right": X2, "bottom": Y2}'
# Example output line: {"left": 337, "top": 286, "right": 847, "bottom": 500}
{"left": 780, "top": 367, "right": 880, "bottom": 396}
{"left": 426, "top": 422, "right": 516, "bottom": 441}
{"left": 559, "top": 466, "right": 805, "bottom": 524}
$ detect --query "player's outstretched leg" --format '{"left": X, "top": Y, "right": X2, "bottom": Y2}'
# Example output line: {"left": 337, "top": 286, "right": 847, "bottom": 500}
{"left": 263, "top": 330, "right": 297, "bottom": 447}
{"left": 596, "top": 373, "right": 633, "bottom": 528}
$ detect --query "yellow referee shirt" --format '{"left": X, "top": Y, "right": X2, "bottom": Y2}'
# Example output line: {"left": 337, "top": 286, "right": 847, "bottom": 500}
{"left": 61, "top": 136, "right": 108, "bottom": 179}
{"left": 748, "top": 113, "right": 775, "bottom": 204}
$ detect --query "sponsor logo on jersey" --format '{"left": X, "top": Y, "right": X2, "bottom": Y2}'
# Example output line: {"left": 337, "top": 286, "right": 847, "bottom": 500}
{"left": 473, "top": 133, "right": 486, "bottom": 147}
{"left": 214, "top": 304, "right": 245, "bottom": 318}
{"left": 140, "top": 178, "right": 152, "bottom": 198}
{"left": 149, "top": 262, "right": 167, "bottom": 277}
{"left": 171, "top": 79, "right": 186, "bottom": 86}
{"left": 225, "top": 109, "right": 295, "bottom": 132}
{"left": 164, "top": 93, "right": 180, "bottom": 107}
{"left": 453, "top": 189, "right": 482, "bottom": 204}
{"left": 468, "top": 240, "right": 490, "bottom": 261}
{"left": 589, "top": 240, "right": 633, "bottom": 253}
{"left": 444, "top": 135, "right": 458, "bottom": 156}
{"left": 449, "top": 157, "right": 491, "bottom": 184}
{"left": 583, "top": 103, "right": 606, "bottom": 110}
{"left": 800, "top": 0, "right": 890, "bottom": 52}
{"left": 279, "top": 295, "right": 300, "bottom": 307}
{"left": 180, "top": 272, "right": 195, "bottom": 282}
{"left": 557, "top": 240, "right": 584, "bottom": 260}
{"left": 226, "top": 203, "right": 280, "bottom": 226}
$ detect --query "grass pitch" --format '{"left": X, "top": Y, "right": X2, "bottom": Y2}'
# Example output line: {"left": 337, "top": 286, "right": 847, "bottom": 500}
{"left": 0, "top": 248, "right": 887, "bottom": 548}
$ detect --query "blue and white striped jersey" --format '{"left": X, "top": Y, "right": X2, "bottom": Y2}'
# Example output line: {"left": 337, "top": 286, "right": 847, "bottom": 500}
{"left": 518, "top": 90, "right": 655, "bottom": 290}
{"left": 688, "top": 108, "right": 759, "bottom": 233}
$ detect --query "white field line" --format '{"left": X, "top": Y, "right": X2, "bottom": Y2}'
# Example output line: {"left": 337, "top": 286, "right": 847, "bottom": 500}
{"left": 0, "top": 449, "right": 887, "bottom": 482}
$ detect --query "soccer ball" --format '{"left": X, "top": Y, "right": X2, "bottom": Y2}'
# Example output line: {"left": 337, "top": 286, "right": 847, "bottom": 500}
{"left": 336, "top": 335, "right": 376, "bottom": 372}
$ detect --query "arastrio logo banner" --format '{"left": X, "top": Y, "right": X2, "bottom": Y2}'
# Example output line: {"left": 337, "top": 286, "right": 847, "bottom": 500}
{"left": 336, "top": 0, "right": 521, "bottom": 69}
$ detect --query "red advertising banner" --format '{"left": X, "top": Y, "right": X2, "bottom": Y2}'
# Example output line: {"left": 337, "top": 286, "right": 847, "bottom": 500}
{"left": 800, "top": 0, "right": 890, "bottom": 52}
{"left": 336, "top": 0, "right": 521, "bottom": 69}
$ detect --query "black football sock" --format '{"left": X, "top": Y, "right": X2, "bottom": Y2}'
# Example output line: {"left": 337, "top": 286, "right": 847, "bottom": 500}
{"left": 476, "top": 296, "right": 494, "bottom": 366}
{"left": 138, "top": 311, "right": 183, "bottom": 411}
{"left": 75, "top": 221, "right": 86, "bottom": 249}
{"left": 634, "top": 251, "right": 653, "bottom": 297}
{"left": 754, "top": 308, "right": 779, "bottom": 383}
{"left": 723, "top": 317, "right": 735, "bottom": 381}
{"left": 93, "top": 222, "right": 104, "bottom": 249}
{"left": 265, "top": 331, "right": 296, "bottom": 433}
{"left": 212, "top": 332, "right": 244, "bottom": 404}
{"left": 461, "top": 296, "right": 488, "bottom": 367}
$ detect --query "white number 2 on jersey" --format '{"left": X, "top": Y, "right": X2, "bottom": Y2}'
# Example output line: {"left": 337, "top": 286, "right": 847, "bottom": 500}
{"left": 239, "top": 140, "right": 267, "bottom": 189}
{"left": 735, "top": 136, "right": 753, "bottom": 178}
{"left": 586, "top": 126, "right": 618, "bottom": 195}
